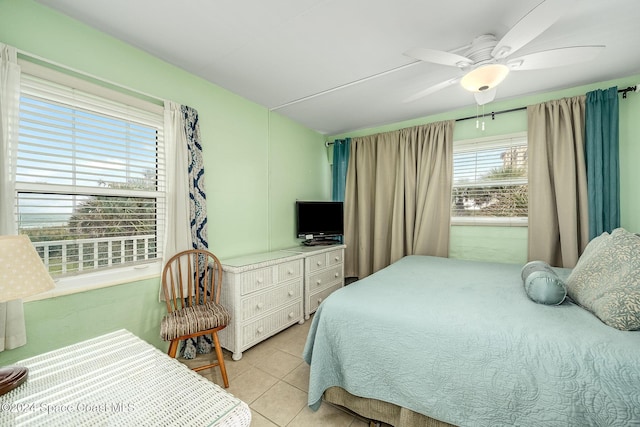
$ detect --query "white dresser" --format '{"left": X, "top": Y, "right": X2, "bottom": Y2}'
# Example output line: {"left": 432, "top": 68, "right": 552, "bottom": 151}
{"left": 219, "top": 251, "right": 305, "bottom": 361}
{"left": 284, "top": 244, "right": 346, "bottom": 320}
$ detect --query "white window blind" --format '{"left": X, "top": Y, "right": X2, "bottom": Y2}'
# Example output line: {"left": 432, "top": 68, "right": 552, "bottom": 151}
{"left": 451, "top": 133, "right": 528, "bottom": 225}
{"left": 16, "top": 72, "right": 166, "bottom": 277}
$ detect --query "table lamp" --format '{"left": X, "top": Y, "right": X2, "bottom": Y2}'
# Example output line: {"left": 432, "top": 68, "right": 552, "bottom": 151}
{"left": 0, "top": 235, "right": 55, "bottom": 396}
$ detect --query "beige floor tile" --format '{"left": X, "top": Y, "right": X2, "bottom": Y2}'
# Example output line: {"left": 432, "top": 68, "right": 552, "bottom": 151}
{"left": 251, "top": 381, "right": 308, "bottom": 426}
{"left": 270, "top": 320, "right": 309, "bottom": 343}
{"left": 276, "top": 333, "right": 308, "bottom": 358}
{"left": 224, "top": 366, "right": 279, "bottom": 404}
{"left": 283, "top": 362, "right": 310, "bottom": 392}
{"left": 222, "top": 353, "right": 253, "bottom": 378}
{"left": 252, "top": 348, "right": 304, "bottom": 379}
{"left": 239, "top": 337, "right": 279, "bottom": 365}
{"left": 249, "top": 410, "right": 278, "bottom": 427}
{"left": 266, "top": 329, "right": 298, "bottom": 351}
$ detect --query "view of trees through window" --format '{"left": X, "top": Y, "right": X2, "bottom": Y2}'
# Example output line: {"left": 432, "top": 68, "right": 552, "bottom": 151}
{"left": 16, "top": 78, "right": 163, "bottom": 276}
{"left": 20, "top": 189, "right": 158, "bottom": 276}
{"left": 451, "top": 141, "right": 528, "bottom": 221}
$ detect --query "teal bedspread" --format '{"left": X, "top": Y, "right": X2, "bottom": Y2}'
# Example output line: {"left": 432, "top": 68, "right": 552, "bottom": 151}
{"left": 303, "top": 256, "right": 640, "bottom": 426}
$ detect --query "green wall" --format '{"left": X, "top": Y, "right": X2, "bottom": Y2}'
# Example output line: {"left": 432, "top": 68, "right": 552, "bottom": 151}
{"left": 6, "top": 278, "right": 167, "bottom": 364}
{"left": 1, "top": 0, "right": 639, "bottom": 363}
{"left": 330, "top": 74, "right": 640, "bottom": 265}
{"left": 0, "top": 0, "right": 327, "bottom": 364}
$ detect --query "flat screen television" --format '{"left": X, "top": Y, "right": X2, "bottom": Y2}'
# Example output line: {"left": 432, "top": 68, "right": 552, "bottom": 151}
{"left": 295, "top": 201, "right": 344, "bottom": 244}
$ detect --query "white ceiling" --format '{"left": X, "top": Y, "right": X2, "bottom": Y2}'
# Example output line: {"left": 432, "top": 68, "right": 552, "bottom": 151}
{"left": 36, "top": 0, "right": 640, "bottom": 135}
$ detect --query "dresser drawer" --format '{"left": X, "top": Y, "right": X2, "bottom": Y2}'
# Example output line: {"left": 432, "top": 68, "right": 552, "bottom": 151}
{"left": 240, "top": 279, "right": 302, "bottom": 321}
{"left": 308, "top": 283, "right": 342, "bottom": 314}
{"left": 240, "top": 266, "right": 274, "bottom": 295}
{"left": 308, "top": 253, "right": 327, "bottom": 273}
{"left": 278, "top": 259, "right": 303, "bottom": 282}
{"left": 327, "top": 248, "right": 344, "bottom": 266}
{"left": 308, "top": 264, "right": 342, "bottom": 292}
{"left": 242, "top": 301, "right": 303, "bottom": 347}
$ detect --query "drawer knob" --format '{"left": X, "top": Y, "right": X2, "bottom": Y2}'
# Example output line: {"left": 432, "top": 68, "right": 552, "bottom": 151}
{"left": 257, "top": 326, "right": 264, "bottom": 333}
{"left": 317, "top": 261, "right": 322, "bottom": 266}
{"left": 288, "top": 290, "right": 294, "bottom": 296}
{"left": 316, "top": 279, "right": 322, "bottom": 286}
{"left": 287, "top": 269, "right": 293, "bottom": 275}
{"left": 257, "top": 278, "right": 263, "bottom": 284}
{"left": 334, "top": 256, "right": 340, "bottom": 261}
{"left": 256, "top": 302, "right": 264, "bottom": 309}
{"left": 335, "top": 272, "right": 340, "bottom": 278}
{"left": 318, "top": 298, "right": 323, "bottom": 304}
{"left": 288, "top": 312, "right": 294, "bottom": 318}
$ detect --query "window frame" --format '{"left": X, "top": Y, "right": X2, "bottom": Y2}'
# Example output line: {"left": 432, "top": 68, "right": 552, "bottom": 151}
{"left": 15, "top": 60, "right": 165, "bottom": 299}
{"left": 451, "top": 132, "right": 528, "bottom": 227}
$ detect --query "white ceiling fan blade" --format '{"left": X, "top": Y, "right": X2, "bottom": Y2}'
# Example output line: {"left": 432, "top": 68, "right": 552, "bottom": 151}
{"left": 403, "top": 78, "right": 460, "bottom": 103}
{"left": 507, "top": 45, "right": 605, "bottom": 70}
{"left": 404, "top": 47, "right": 473, "bottom": 68}
{"left": 474, "top": 87, "right": 497, "bottom": 106}
{"left": 492, "top": 0, "right": 575, "bottom": 59}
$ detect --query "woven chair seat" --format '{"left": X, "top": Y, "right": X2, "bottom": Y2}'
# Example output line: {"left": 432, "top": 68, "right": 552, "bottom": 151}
{"left": 161, "top": 301, "right": 231, "bottom": 341}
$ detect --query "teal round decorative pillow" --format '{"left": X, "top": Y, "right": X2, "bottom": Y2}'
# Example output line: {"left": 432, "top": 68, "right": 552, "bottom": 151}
{"left": 521, "top": 260, "right": 567, "bottom": 305}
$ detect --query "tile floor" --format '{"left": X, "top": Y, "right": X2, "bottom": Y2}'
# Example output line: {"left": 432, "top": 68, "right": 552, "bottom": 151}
{"left": 180, "top": 316, "right": 370, "bottom": 427}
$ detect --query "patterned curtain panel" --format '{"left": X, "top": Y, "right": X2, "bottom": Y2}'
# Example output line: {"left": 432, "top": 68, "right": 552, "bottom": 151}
{"left": 180, "top": 105, "right": 212, "bottom": 359}
{"left": 585, "top": 86, "right": 620, "bottom": 240}
{"left": 182, "top": 105, "right": 209, "bottom": 251}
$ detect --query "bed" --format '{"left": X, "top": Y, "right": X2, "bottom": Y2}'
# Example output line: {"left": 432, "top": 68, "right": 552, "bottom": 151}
{"left": 303, "top": 249, "right": 640, "bottom": 426}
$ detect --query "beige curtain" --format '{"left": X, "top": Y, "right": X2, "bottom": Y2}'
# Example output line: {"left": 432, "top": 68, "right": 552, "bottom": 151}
{"left": 527, "top": 96, "right": 589, "bottom": 268}
{"left": 344, "top": 121, "right": 454, "bottom": 279}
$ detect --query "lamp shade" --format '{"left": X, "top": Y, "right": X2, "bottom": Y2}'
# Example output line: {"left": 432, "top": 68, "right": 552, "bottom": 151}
{"left": 0, "top": 235, "right": 55, "bottom": 302}
{"left": 460, "top": 63, "right": 510, "bottom": 93}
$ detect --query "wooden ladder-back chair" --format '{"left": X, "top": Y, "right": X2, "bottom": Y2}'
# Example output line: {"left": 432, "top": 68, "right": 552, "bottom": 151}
{"left": 160, "top": 249, "right": 230, "bottom": 388}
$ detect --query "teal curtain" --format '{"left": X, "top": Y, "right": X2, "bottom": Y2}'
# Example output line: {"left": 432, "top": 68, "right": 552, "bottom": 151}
{"left": 585, "top": 87, "right": 619, "bottom": 240}
{"left": 332, "top": 138, "right": 351, "bottom": 201}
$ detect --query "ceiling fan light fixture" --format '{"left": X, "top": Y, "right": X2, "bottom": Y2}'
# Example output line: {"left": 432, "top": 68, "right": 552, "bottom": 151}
{"left": 460, "top": 63, "right": 510, "bottom": 93}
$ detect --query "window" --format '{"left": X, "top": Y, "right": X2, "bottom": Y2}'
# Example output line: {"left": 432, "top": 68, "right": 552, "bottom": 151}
{"left": 15, "top": 64, "right": 165, "bottom": 280}
{"left": 451, "top": 133, "right": 528, "bottom": 225}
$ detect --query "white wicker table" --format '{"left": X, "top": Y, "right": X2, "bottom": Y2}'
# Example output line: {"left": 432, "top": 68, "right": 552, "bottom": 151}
{"left": 0, "top": 330, "right": 251, "bottom": 426}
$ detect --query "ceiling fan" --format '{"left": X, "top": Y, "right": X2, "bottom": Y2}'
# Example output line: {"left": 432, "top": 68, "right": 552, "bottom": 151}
{"left": 403, "top": 0, "right": 605, "bottom": 105}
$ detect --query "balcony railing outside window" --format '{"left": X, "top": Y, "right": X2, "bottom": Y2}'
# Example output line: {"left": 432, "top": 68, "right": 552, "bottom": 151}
{"left": 32, "top": 235, "right": 157, "bottom": 276}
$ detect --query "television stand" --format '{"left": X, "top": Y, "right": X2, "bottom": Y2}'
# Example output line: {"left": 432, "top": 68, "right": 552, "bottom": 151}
{"left": 303, "top": 238, "right": 340, "bottom": 246}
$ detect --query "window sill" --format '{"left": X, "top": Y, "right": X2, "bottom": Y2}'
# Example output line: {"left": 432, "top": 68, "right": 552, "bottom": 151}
{"left": 451, "top": 217, "right": 528, "bottom": 227}
{"left": 24, "top": 261, "right": 162, "bottom": 302}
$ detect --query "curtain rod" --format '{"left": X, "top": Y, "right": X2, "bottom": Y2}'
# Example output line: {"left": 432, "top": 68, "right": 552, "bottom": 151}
{"left": 619, "top": 85, "right": 639, "bottom": 98}
{"left": 456, "top": 85, "right": 637, "bottom": 123}
{"left": 326, "top": 85, "right": 639, "bottom": 146}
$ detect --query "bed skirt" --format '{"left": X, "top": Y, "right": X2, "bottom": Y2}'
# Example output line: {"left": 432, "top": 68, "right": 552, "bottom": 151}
{"left": 324, "top": 387, "right": 456, "bottom": 427}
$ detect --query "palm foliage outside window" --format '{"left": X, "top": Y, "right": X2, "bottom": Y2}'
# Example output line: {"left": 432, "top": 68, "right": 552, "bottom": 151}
{"left": 451, "top": 134, "right": 528, "bottom": 225}
{"left": 16, "top": 72, "right": 165, "bottom": 276}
